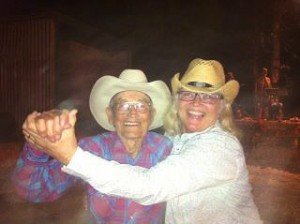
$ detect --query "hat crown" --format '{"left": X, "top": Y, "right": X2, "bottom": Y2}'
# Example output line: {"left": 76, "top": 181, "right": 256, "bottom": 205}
{"left": 119, "top": 69, "right": 148, "bottom": 83}
{"left": 181, "top": 59, "right": 225, "bottom": 88}
{"left": 171, "top": 58, "right": 239, "bottom": 104}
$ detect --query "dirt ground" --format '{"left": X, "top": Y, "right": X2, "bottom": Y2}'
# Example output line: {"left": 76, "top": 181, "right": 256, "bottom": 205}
{"left": 1, "top": 139, "right": 300, "bottom": 224}
{"left": 246, "top": 135, "right": 300, "bottom": 224}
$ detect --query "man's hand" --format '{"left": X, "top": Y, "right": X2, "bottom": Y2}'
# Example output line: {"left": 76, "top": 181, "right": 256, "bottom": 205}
{"left": 22, "top": 109, "right": 78, "bottom": 165}
{"left": 23, "top": 109, "right": 72, "bottom": 142}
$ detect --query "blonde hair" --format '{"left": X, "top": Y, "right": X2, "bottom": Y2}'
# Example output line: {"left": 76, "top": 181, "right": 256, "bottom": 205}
{"left": 219, "top": 103, "right": 242, "bottom": 139}
{"left": 163, "top": 98, "right": 181, "bottom": 136}
{"left": 163, "top": 96, "right": 242, "bottom": 139}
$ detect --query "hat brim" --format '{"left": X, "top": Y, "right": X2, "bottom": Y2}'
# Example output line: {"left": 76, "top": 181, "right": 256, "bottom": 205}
{"left": 171, "top": 73, "right": 239, "bottom": 103}
{"left": 89, "top": 75, "right": 171, "bottom": 131}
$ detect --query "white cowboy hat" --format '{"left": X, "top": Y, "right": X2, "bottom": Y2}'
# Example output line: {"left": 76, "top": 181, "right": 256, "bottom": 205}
{"left": 171, "top": 58, "right": 239, "bottom": 103}
{"left": 89, "top": 69, "right": 171, "bottom": 131}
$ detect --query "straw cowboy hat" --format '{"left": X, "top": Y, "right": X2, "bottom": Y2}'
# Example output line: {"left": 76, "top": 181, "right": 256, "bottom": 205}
{"left": 171, "top": 58, "right": 240, "bottom": 103}
{"left": 89, "top": 69, "right": 171, "bottom": 131}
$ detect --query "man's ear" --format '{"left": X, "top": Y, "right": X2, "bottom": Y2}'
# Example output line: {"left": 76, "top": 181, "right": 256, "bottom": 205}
{"left": 150, "top": 108, "right": 156, "bottom": 124}
{"left": 106, "top": 107, "right": 114, "bottom": 125}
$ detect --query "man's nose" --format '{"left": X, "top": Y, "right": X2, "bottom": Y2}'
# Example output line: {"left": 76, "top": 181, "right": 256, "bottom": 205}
{"left": 128, "top": 105, "right": 138, "bottom": 115}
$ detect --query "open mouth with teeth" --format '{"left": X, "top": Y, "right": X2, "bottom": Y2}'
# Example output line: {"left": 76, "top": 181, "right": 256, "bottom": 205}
{"left": 124, "top": 121, "right": 140, "bottom": 126}
{"left": 187, "top": 110, "right": 205, "bottom": 119}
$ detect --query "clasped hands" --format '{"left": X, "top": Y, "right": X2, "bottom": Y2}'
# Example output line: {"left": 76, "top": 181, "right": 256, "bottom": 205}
{"left": 22, "top": 109, "right": 78, "bottom": 165}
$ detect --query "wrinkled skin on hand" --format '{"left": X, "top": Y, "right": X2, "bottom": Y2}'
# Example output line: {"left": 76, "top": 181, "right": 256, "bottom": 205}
{"left": 22, "top": 109, "right": 78, "bottom": 165}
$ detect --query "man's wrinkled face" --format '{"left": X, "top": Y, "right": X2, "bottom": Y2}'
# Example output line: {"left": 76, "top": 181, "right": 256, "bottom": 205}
{"left": 106, "top": 91, "right": 154, "bottom": 141}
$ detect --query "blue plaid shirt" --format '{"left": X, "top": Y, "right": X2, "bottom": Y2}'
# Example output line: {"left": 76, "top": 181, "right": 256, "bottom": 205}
{"left": 13, "top": 131, "right": 172, "bottom": 223}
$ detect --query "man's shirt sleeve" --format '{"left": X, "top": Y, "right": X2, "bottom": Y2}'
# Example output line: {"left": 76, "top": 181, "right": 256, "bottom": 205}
{"left": 12, "top": 142, "right": 77, "bottom": 202}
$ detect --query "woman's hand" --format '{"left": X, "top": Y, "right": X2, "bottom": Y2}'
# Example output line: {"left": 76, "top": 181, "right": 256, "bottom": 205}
{"left": 22, "top": 109, "right": 78, "bottom": 165}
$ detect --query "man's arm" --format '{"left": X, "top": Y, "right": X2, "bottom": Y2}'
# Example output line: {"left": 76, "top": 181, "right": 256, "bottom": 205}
{"left": 12, "top": 142, "right": 77, "bottom": 202}
{"left": 12, "top": 109, "right": 80, "bottom": 202}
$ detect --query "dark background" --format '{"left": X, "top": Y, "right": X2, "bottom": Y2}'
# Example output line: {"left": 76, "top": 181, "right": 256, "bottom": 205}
{"left": 1, "top": 0, "right": 300, "bottom": 117}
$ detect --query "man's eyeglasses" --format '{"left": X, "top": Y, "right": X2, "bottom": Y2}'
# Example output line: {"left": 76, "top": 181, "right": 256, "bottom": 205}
{"left": 177, "top": 91, "right": 223, "bottom": 104}
{"left": 112, "top": 101, "right": 152, "bottom": 114}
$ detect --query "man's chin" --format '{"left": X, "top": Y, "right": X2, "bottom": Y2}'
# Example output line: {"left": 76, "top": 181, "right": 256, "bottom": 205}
{"left": 122, "top": 129, "right": 144, "bottom": 138}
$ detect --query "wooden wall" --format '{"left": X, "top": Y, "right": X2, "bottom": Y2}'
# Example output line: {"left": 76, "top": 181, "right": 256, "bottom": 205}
{"left": 0, "top": 15, "right": 55, "bottom": 140}
{"left": 0, "top": 14, "right": 130, "bottom": 141}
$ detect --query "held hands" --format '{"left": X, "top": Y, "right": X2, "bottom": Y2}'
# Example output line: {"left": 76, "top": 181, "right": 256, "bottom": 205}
{"left": 22, "top": 109, "right": 78, "bottom": 165}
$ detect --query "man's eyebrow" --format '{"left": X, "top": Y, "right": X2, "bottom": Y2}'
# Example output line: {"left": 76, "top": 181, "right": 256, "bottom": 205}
{"left": 115, "top": 98, "right": 151, "bottom": 103}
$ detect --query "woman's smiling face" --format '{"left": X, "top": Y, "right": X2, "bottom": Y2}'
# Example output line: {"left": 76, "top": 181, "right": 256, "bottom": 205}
{"left": 177, "top": 91, "right": 224, "bottom": 133}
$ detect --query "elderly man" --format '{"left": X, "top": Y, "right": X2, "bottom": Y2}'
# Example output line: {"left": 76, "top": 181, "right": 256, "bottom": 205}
{"left": 13, "top": 69, "right": 172, "bottom": 224}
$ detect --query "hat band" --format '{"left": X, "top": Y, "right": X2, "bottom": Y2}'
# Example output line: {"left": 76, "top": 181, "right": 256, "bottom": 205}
{"left": 187, "top": 82, "right": 213, "bottom": 88}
